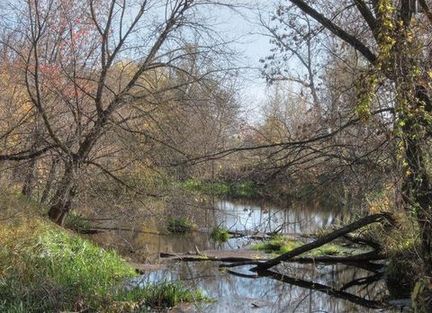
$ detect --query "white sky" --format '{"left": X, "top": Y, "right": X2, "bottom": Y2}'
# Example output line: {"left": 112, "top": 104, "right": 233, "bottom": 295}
{"left": 208, "top": 0, "right": 278, "bottom": 122}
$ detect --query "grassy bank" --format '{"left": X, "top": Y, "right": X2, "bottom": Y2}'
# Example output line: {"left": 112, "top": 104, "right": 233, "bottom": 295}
{"left": 0, "top": 193, "right": 206, "bottom": 313}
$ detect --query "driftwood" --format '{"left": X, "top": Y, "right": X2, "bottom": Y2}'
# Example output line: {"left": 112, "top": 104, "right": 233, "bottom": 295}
{"left": 251, "top": 213, "right": 392, "bottom": 272}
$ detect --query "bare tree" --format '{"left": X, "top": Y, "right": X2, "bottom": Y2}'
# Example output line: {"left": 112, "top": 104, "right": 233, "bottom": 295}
{"left": 0, "top": 0, "right": 240, "bottom": 224}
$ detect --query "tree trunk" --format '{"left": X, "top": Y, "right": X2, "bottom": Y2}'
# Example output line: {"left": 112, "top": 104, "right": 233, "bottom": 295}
{"left": 47, "top": 161, "right": 77, "bottom": 225}
{"left": 21, "top": 157, "right": 36, "bottom": 197}
{"left": 40, "top": 158, "right": 58, "bottom": 204}
{"left": 402, "top": 126, "right": 432, "bottom": 275}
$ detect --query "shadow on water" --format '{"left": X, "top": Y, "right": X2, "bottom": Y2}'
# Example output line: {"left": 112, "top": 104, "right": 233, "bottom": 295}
{"left": 92, "top": 198, "right": 409, "bottom": 313}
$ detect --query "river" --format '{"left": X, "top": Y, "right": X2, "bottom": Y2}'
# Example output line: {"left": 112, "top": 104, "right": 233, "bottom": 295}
{"left": 92, "top": 198, "right": 409, "bottom": 313}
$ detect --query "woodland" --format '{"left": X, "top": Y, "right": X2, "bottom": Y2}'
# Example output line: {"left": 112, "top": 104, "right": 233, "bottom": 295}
{"left": 1, "top": 0, "right": 432, "bottom": 312}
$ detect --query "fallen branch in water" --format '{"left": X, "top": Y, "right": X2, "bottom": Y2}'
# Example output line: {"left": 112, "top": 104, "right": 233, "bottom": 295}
{"left": 160, "top": 250, "right": 268, "bottom": 263}
{"left": 219, "top": 254, "right": 385, "bottom": 273}
{"left": 160, "top": 248, "right": 386, "bottom": 273}
{"left": 251, "top": 213, "right": 393, "bottom": 272}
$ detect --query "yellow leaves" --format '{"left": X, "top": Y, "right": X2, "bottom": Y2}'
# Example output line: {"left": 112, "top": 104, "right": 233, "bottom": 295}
{"left": 356, "top": 71, "right": 379, "bottom": 121}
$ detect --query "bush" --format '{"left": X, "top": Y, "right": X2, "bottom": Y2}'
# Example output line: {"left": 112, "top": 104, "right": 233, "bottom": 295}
{"left": 167, "top": 217, "right": 195, "bottom": 233}
{"left": 210, "top": 227, "right": 230, "bottom": 242}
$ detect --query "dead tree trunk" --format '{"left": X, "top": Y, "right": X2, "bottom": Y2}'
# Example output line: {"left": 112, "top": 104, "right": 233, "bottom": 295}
{"left": 252, "top": 213, "right": 392, "bottom": 272}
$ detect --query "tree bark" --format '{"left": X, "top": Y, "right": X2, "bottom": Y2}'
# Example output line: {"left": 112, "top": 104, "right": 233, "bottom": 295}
{"left": 402, "top": 126, "right": 432, "bottom": 275}
{"left": 47, "top": 161, "right": 77, "bottom": 225}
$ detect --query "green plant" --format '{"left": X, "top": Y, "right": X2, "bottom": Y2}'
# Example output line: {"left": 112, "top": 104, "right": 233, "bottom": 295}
{"left": 251, "top": 235, "right": 348, "bottom": 256}
{"left": 210, "top": 227, "right": 230, "bottom": 242}
{"left": 229, "top": 181, "right": 257, "bottom": 198}
{"left": 167, "top": 217, "right": 195, "bottom": 233}
{"left": 115, "top": 282, "right": 208, "bottom": 309}
{"left": 0, "top": 217, "right": 136, "bottom": 312}
{"left": 252, "top": 235, "right": 302, "bottom": 254}
{"left": 181, "top": 179, "right": 258, "bottom": 198}
{"left": 0, "top": 213, "right": 205, "bottom": 312}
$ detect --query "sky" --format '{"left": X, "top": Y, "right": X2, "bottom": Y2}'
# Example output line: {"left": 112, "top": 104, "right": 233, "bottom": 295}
{"left": 207, "top": 0, "right": 278, "bottom": 122}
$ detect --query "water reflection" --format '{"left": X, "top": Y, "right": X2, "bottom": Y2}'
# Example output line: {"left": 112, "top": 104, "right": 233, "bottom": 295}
{"left": 132, "top": 262, "right": 397, "bottom": 313}
{"left": 92, "top": 198, "right": 404, "bottom": 313}
{"left": 92, "top": 198, "right": 344, "bottom": 261}
{"left": 214, "top": 199, "right": 340, "bottom": 235}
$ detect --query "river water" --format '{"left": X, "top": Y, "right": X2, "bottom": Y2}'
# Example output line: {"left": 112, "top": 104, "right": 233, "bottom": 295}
{"left": 92, "top": 198, "right": 408, "bottom": 313}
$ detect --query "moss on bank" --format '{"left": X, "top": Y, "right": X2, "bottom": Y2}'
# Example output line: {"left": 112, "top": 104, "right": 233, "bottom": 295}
{"left": 0, "top": 193, "right": 206, "bottom": 313}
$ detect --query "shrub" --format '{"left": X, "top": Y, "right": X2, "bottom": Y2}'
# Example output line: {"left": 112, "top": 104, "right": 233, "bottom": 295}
{"left": 210, "top": 227, "right": 230, "bottom": 242}
{"left": 167, "top": 217, "right": 195, "bottom": 233}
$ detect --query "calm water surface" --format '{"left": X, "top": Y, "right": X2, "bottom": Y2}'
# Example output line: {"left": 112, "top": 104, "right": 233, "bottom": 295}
{"left": 93, "top": 198, "right": 408, "bottom": 313}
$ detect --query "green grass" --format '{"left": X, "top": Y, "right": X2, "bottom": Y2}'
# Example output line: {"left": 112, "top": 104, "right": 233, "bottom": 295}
{"left": 0, "top": 192, "right": 206, "bottom": 313}
{"left": 251, "top": 235, "right": 348, "bottom": 256}
{"left": 167, "top": 217, "right": 195, "bottom": 233}
{"left": 251, "top": 235, "right": 302, "bottom": 254}
{"left": 115, "top": 282, "right": 208, "bottom": 309}
{"left": 181, "top": 179, "right": 258, "bottom": 198}
{"left": 0, "top": 217, "right": 135, "bottom": 312}
{"left": 210, "top": 227, "right": 230, "bottom": 242}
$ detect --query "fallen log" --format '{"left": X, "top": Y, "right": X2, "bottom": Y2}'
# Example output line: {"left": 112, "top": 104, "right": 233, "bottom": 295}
{"left": 251, "top": 213, "right": 392, "bottom": 272}
{"left": 160, "top": 248, "right": 386, "bottom": 273}
{"left": 160, "top": 250, "right": 268, "bottom": 263}
{"left": 219, "top": 253, "right": 385, "bottom": 272}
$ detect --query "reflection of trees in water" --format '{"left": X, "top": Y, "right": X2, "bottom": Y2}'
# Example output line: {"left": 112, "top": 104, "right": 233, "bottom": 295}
{"left": 95, "top": 198, "right": 346, "bottom": 261}
{"left": 214, "top": 199, "right": 341, "bottom": 236}
{"left": 135, "top": 262, "right": 391, "bottom": 313}
{"left": 97, "top": 198, "right": 392, "bottom": 312}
